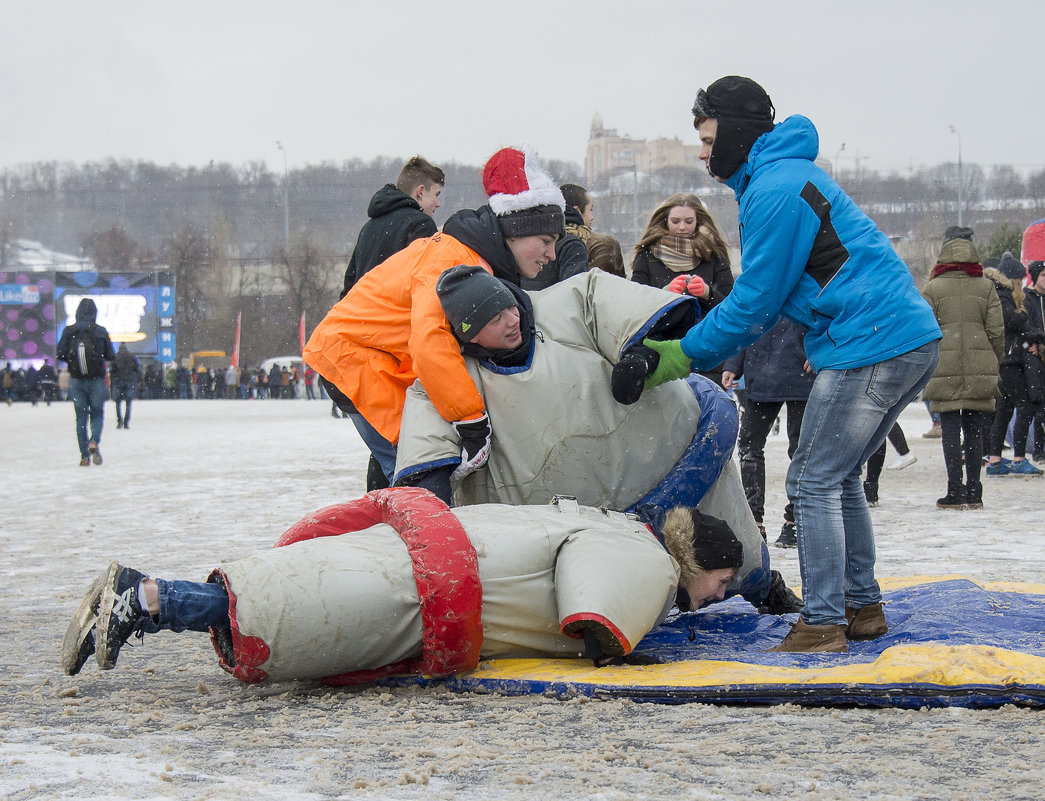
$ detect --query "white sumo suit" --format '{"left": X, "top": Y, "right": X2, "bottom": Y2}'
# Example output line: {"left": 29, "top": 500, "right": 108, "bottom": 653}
{"left": 208, "top": 489, "right": 679, "bottom": 684}
{"left": 392, "top": 271, "right": 772, "bottom": 604}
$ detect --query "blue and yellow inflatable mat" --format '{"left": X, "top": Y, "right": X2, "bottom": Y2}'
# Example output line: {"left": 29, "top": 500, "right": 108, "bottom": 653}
{"left": 392, "top": 578, "right": 1045, "bottom": 709}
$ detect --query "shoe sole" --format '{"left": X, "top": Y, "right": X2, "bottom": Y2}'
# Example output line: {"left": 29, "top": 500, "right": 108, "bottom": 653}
{"left": 61, "top": 571, "right": 107, "bottom": 675}
{"left": 95, "top": 560, "right": 125, "bottom": 670}
{"left": 846, "top": 628, "right": 888, "bottom": 641}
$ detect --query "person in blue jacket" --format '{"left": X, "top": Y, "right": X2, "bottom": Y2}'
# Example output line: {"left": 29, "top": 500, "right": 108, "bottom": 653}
{"left": 643, "top": 76, "right": 941, "bottom": 653}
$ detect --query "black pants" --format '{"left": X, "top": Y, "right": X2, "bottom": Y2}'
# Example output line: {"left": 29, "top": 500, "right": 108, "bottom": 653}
{"left": 989, "top": 395, "right": 1040, "bottom": 459}
{"left": 940, "top": 409, "right": 989, "bottom": 489}
{"left": 737, "top": 398, "right": 805, "bottom": 524}
{"left": 864, "top": 423, "right": 911, "bottom": 484}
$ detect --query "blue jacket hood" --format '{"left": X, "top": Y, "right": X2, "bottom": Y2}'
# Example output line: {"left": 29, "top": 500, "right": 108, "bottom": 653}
{"left": 725, "top": 115, "right": 820, "bottom": 199}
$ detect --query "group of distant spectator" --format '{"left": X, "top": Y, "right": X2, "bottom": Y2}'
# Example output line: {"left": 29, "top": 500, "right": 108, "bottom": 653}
{"left": 1, "top": 360, "right": 320, "bottom": 404}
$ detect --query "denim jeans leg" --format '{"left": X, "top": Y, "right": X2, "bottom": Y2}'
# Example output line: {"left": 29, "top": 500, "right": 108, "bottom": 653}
{"left": 147, "top": 579, "right": 231, "bottom": 633}
{"left": 786, "top": 342, "right": 938, "bottom": 625}
{"left": 347, "top": 411, "right": 398, "bottom": 483}
{"left": 87, "top": 378, "right": 108, "bottom": 443}
{"left": 69, "top": 378, "right": 91, "bottom": 457}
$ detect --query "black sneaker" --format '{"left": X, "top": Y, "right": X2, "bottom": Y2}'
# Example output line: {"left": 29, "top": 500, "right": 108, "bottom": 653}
{"left": 95, "top": 561, "right": 151, "bottom": 670}
{"left": 774, "top": 521, "right": 797, "bottom": 549}
{"left": 61, "top": 569, "right": 107, "bottom": 675}
{"left": 757, "top": 569, "right": 804, "bottom": 614}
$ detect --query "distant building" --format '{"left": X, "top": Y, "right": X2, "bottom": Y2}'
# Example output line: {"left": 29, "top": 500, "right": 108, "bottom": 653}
{"left": 586, "top": 113, "right": 704, "bottom": 186}
{"left": 1, "top": 238, "right": 92, "bottom": 273}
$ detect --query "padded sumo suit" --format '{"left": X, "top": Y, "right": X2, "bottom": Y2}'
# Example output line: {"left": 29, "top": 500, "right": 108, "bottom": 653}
{"left": 209, "top": 489, "right": 679, "bottom": 685}
{"left": 393, "top": 270, "right": 771, "bottom": 604}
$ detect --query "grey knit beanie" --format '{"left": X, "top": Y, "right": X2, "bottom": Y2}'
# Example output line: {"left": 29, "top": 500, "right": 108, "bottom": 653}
{"left": 436, "top": 265, "right": 517, "bottom": 341}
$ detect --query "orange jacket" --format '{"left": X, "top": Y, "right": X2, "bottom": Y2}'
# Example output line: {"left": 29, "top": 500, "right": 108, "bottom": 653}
{"left": 304, "top": 232, "right": 490, "bottom": 443}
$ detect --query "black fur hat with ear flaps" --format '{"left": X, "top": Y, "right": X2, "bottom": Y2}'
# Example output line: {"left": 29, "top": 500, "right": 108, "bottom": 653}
{"left": 662, "top": 506, "right": 743, "bottom": 611}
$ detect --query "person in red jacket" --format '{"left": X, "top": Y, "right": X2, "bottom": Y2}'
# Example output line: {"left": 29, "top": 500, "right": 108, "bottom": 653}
{"left": 305, "top": 147, "right": 565, "bottom": 487}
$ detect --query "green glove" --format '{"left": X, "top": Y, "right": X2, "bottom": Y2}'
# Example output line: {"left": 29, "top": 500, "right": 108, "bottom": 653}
{"left": 642, "top": 338, "right": 693, "bottom": 390}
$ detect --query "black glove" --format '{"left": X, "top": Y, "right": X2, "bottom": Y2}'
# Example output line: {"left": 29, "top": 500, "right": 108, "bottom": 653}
{"left": 450, "top": 413, "right": 492, "bottom": 481}
{"left": 611, "top": 344, "right": 660, "bottom": 405}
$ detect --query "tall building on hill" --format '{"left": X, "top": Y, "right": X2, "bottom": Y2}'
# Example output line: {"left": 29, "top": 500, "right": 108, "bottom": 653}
{"left": 586, "top": 113, "right": 704, "bottom": 186}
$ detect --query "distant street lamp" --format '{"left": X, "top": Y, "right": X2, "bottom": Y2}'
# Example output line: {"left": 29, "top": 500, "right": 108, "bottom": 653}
{"left": 834, "top": 143, "right": 846, "bottom": 178}
{"left": 275, "top": 140, "right": 290, "bottom": 255}
{"left": 949, "top": 125, "right": 963, "bottom": 227}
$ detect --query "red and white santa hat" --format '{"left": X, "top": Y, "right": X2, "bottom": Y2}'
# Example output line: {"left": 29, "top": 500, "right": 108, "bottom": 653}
{"left": 482, "top": 146, "right": 565, "bottom": 238}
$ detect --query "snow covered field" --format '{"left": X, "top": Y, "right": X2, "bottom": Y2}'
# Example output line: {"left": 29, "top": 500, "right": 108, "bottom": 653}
{"left": 1, "top": 397, "right": 1042, "bottom": 800}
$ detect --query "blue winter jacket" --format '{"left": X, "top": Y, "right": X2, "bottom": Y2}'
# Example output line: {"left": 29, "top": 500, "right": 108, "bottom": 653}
{"left": 681, "top": 115, "right": 940, "bottom": 372}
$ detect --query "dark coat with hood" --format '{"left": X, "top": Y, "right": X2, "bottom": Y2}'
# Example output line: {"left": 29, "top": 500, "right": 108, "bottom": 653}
{"left": 520, "top": 206, "right": 589, "bottom": 291}
{"left": 111, "top": 346, "right": 141, "bottom": 385}
{"left": 342, "top": 184, "right": 438, "bottom": 296}
{"left": 55, "top": 299, "right": 116, "bottom": 380}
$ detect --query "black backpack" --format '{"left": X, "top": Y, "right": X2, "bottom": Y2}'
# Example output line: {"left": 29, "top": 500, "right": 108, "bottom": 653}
{"left": 67, "top": 327, "right": 103, "bottom": 379}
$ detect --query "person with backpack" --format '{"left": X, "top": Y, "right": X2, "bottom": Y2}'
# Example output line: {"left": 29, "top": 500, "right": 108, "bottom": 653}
{"left": 56, "top": 298, "right": 117, "bottom": 466}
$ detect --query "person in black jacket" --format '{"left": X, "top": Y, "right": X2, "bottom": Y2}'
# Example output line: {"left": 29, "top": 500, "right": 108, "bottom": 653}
{"left": 722, "top": 318, "right": 813, "bottom": 548}
{"left": 110, "top": 344, "right": 141, "bottom": 429}
{"left": 1024, "top": 261, "right": 1045, "bottom": 460}
{"left": 985, "top": 254, "right": 1044, "bottom": 476}
{"left": 630, "top": 192, "right": 733, "bottom": 313}
{"left": 56, "top": 298, "right": 117, "bottom": 466}
{"left": 341, "top": 156, "right": 445, "bottom": 297}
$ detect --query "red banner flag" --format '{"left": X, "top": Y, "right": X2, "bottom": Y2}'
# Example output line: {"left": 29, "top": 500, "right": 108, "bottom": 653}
{"left": 232, "top": 311, "right": 242, "bottom": 368}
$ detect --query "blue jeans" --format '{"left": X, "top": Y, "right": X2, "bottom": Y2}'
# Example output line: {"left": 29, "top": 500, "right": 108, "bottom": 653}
{"left": 786, "top": 342, "right": 939, "bottom": 626}
{"left": 347, "top": 411, "right": 398, "bottom": 483}
{"left": 141, "top": 579, "right": 230, "bottom": 633}
{"left": 114, "top": 381, "right": 135, "bottom": 423}
{"left": 69, "top": 377, "right": 109, "bottom": 458}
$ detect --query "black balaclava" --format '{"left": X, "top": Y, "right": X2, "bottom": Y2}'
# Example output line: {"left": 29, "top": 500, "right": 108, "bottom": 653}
{"left": 692, "top": 76, "right": 776, "bottom": 180}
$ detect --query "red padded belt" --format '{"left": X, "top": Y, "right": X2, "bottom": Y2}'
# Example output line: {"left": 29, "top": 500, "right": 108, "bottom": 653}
{"left": 215, "top": 488, "right": 483, "bottom": 684}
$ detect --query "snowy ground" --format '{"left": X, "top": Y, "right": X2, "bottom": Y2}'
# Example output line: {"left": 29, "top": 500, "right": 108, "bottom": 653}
{"left": 1, "top": 397, "right": 1042, "bottom": 800}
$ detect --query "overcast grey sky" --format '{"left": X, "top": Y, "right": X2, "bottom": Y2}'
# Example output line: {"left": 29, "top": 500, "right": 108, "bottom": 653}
{"left": 3, "top": 0, "right": 1042, "bottom": 176}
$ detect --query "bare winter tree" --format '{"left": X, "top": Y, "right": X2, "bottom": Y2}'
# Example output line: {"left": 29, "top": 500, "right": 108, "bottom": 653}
{"left": 275, "top": 230, "right": 341, "bottom": 355}
{"left": 163, "top": 224, "right": 212, "bottom": 357}
{"left": 85, "top": 225, "right": 140, "bottom": 271}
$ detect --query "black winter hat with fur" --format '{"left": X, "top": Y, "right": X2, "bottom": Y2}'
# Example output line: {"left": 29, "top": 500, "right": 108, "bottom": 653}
{"left": 661, "top": 506, "right": 743, "bottom": 611}
{"left": 1029, "top": 261, "right": 1045, "bottom": 284}
{"left": 692, "top": 76, "right": 776, "bottom": 180}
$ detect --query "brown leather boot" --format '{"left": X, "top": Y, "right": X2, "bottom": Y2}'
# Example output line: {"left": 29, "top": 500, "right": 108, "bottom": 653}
{"left": 768, "top": 619, "right": 847, "bottom": 653}
{"left": 845, "top": 603, "right": 888, "bottom": 640}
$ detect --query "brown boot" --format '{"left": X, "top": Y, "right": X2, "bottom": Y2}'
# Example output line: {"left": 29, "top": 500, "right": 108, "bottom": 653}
{"left": 845, "top": 603, "right": 888, "bottom": 640}
{"left": 768, "top": 619, "right": 847, "bottom": 653}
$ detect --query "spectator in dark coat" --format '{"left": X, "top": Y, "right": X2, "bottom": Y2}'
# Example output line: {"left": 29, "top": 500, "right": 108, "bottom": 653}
{"left": 985, "top": 253, "right": 1043, "bottom": 476}
{"left": 630, "top": 192, "right": 734, "bottom": 314}
{"left": 722, "top": 318, "right": 813, "bottom": 548}
{"left": 341, "top": 156, "right": 445, "bottom": 296}
{"left": 110, "top": 344, "right": 141, "bottom": 429}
